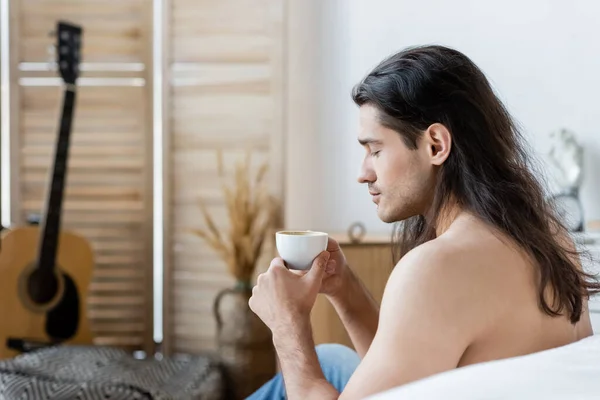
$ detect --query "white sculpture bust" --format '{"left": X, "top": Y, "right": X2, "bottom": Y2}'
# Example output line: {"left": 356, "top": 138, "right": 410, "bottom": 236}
{"left": 547, "top": 128, "right": 584, "bottom": 193}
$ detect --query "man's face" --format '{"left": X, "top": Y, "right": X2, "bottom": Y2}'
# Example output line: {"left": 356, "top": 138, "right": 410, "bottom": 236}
{"left": 357, "top": 105, "right": 435, "bottom": 223}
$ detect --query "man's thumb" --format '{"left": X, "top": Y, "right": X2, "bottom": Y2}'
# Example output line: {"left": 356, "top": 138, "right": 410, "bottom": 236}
{"left": 307, "top": 251, "right": 330, "bottom": 282}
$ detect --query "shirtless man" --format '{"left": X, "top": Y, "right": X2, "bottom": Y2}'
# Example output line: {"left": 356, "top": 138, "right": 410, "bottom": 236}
{"left": 246, "top": 45, "right": 599, "bottom": 399}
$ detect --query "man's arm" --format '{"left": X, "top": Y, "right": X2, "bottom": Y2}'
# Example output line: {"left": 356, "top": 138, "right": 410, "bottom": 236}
{"left": 320, "top": 238, "right": 381, "bottom": 358}
{"left": 276, "top": 241, "right": 485, "bottom": 399}
{"left": 327, "top": 267, "right": 380, "bottom": 358}
{"left": 272, "top": 317, "right": 339, "bottom": 399}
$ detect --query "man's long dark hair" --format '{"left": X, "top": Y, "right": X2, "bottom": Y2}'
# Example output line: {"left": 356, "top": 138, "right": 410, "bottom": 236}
{"left": 352, "top": 45, "right": 599, "bottom": 324}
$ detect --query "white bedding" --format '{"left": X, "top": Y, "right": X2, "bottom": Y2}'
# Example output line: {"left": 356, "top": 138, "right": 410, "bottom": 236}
{"left": 366, "top": 333, "right": 600, "bottom": 400}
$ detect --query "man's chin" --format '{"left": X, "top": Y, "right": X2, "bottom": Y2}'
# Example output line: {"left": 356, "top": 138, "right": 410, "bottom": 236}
{"left": 377, "top": 207, "right": 397, "bottom": 224}
{"left": 377, "top": 207, "right": 417, "bottom": 224}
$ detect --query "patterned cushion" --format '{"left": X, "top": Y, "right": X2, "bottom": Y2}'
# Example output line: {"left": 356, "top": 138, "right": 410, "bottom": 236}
{"left": 0, "top": 345, "right": 227, "bottom": 399}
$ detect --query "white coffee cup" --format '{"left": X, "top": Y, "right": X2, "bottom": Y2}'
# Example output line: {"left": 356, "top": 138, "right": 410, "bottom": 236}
{"left": 275, "top": 230, "right": 328, "bottom": 270}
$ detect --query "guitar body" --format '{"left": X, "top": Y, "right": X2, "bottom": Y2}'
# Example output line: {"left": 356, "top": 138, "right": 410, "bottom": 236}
{"left": 0, "top": 226, "right": 94, "bottom": 360}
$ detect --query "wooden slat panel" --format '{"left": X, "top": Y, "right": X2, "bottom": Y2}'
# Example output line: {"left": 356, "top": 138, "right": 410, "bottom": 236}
{"left": 17, "top": 82, "right": 150, "bottom": 351}
{"left": 94, "top": 337, "right": 144, "bottom": 347}
{"left": 167, "top": 0, "right": 285, "bottom": 354}
{"left": 171, "top": 0, "right": 272, "bottom": 64}
{"left": 88, "top": 296, "right": 145, "bottom": 306}
{"left": 22, "top": 172, "right": 144, "bottom": 187}
{"left": 8, "top": 0, "right": 152, "bottom": 355}
{"left": 19, "top": 0, "right": 146, "bottom": 63}
{"left": 93, "top": 268, "right": 145, "bottom": 279}
{"left": 171, "top": 0, "right": 270, "bottom": 34}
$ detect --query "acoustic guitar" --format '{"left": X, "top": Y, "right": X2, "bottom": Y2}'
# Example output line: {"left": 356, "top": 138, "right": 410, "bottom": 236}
{"left": 0, "top": 21, "right": 95, "bottom": 359}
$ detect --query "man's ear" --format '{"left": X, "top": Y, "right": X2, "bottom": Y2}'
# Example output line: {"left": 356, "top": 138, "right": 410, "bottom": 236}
{"left": 423, "top": 123, "right": 452, "bottom": 166}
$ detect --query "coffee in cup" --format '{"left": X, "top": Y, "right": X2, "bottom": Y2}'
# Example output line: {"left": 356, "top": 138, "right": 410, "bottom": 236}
{"left": 275, "top": 230, "right": 328, "bottom": 270}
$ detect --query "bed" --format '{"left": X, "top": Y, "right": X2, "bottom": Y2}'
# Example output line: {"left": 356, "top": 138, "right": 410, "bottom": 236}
{"left": 367, "top": 333, "right": 600, "bottom": 399}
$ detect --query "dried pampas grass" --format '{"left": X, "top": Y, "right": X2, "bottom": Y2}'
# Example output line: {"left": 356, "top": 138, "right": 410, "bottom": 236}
{"left": 192, "top": 150, "right": 281, "bottom": 284}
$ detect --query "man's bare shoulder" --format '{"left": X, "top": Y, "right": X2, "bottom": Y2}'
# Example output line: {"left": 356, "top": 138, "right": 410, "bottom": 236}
{"left": 405, "top": 214, "right": 523, "bottom": 272}
{"left": 389, "top": 224, "right": 507, "bottom": 289}
{"left": 341, "top": 215, "right": 534, "bottom": 397}
{"left": 384, "top": 215, "right": 521, "bottom": 331}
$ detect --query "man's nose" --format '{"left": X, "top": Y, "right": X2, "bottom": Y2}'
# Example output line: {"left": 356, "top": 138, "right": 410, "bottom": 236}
{"left": 357, "top": 159, "right": 376, "bottom": 184}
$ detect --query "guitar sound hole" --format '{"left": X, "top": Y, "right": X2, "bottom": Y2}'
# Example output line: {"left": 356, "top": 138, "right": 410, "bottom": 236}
{"left": 27, "top": 269, "right": 59, "bottom": 305}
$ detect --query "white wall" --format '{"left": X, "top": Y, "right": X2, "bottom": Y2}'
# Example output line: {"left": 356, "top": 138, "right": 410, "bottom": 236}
{"left": 285, "top": 0, "right": 600, "bottom": 236}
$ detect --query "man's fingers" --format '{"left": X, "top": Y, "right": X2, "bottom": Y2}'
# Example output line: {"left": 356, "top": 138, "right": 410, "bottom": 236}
{"left": 326, "top": 237, "right": 341, "bottom": 252}
{"left": 268, "top": 257, "right": 289, "bottom": 278}
{"left": 325, "top": 259, "right": 336, "bottom": 274}
{"left": 269, "top": 257, "right": 285, "bottom": 270}
{"left": 289, "top": 269, "right": 308, "bottom": 277}
{"left": 306, "top": 251, "right": 330, "bottom": 282}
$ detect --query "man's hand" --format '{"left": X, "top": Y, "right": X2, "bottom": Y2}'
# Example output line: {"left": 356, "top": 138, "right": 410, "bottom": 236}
{"left": 249, "top": 250, "right": 341, "bottom": 400}
{"left": 249, "top": 251, "right": 333, "bottom": 336}
{"left": 286, "top": 237, "right": 380, "bottom": 358}
{"left": 289, "top": 237, "right": 350, "bottom": 297}
{"left": 319, "top": 237, "right": 350, "bottom": 298}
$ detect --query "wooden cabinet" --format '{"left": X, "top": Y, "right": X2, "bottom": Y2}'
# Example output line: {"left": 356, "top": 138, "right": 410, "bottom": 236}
{"left": 310, "top": 235, "right": 395, "bottom": 348}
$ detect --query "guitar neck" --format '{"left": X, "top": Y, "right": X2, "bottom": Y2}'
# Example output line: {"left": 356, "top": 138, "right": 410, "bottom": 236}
{"left": 37, "top": 86, "right": 76, "bottom": 274}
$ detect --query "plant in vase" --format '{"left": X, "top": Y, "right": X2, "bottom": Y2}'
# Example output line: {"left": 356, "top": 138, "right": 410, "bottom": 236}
{"left": 192, "top": 150, "right": 281, "bottom": 399}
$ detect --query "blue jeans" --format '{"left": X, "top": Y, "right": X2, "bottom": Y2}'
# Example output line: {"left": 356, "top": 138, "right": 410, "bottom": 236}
{"left": 246, "top": 343, "right": 360, "bottom": 399}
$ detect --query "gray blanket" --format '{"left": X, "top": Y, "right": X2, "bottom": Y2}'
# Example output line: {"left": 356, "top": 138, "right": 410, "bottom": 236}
{"left": 0, "top": 345, "right": 228, "bottom": 400}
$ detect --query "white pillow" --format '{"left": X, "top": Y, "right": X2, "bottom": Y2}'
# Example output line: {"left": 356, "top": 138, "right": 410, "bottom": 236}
{"left": 366, "top": 334, "right": 600, "bottom": 400}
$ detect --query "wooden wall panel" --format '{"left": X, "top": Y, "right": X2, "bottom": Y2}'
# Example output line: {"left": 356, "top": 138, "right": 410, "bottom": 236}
{"left": 166, "top": 0, "right": 285, "bottom": 355}
{"left": 12, "top": 0, "right": 153, "bottom": 352}
{"left": 19, "top": 0, "right": 146, "bottom": 63}
{"left": 18, "top": 85, "right": 150, "bottom": 349}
